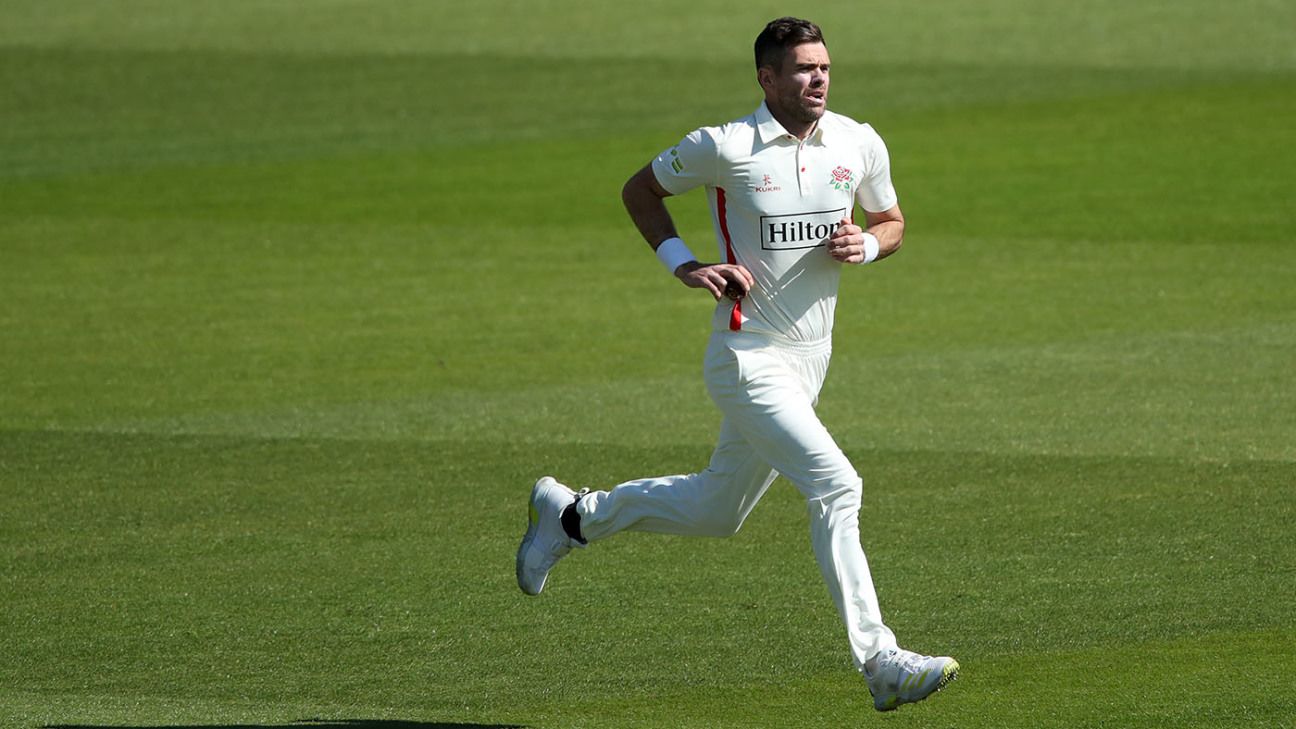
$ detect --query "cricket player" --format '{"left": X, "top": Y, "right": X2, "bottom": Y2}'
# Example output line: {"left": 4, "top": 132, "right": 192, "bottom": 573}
{"left": 516, "top": 17, "right": 958, "bottom": 712}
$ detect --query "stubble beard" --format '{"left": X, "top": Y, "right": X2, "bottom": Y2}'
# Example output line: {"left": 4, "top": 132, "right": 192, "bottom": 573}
{"left": 783, "top": 87, "right": 826, "bottom": 125}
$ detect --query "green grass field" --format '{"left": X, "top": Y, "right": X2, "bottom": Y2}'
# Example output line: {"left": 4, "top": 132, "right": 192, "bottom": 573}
{"left": 3, "top": 2, "right": 1294, "bottom": 727}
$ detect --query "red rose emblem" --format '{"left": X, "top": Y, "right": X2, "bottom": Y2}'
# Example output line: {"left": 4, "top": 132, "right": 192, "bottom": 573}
{"left": 829, "top": 166, "right": 854, "bottom": 191}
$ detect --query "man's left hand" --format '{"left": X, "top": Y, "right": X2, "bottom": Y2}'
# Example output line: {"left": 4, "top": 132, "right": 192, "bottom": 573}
{"left": 826, "top": 219, "right": 867, "bottom": 264}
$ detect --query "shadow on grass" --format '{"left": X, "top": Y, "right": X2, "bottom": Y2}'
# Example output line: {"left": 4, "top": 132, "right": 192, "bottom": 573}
{"left": 44, "top": 716, "right": 526, "bottom": 721}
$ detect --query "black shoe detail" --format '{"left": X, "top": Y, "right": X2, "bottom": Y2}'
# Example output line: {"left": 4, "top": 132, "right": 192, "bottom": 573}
{"left": 560, "top": 496, "right": 587, "bottom": 545}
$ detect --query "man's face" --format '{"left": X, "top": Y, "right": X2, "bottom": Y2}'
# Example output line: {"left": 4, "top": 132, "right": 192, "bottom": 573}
{"left": 760, "top": 42, "right": 831, "bottom": 126}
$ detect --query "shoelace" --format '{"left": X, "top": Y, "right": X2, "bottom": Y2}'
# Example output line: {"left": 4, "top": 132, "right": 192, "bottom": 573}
{"left": 892, "top": 650, "right": 932, "bottom": 675}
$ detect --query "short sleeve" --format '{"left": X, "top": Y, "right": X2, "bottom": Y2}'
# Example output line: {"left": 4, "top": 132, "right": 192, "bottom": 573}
{"left": 854, "top": 124, "right": 898, "bottom": 213}
{"left": 651, "top": 127, "right": 718, "bottom": 195}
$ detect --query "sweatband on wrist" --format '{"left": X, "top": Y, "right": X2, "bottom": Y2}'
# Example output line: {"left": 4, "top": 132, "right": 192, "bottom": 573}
{"left": 861, "top": 232, "right": 880, "bottom": 264}
{"left": 655, "top": 236, "right": 697, "bottom": 274}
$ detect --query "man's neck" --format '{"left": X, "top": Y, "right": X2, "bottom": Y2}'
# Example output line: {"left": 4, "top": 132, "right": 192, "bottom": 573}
{"left": 766, "top": 104, "right": 818, "bottom": 141}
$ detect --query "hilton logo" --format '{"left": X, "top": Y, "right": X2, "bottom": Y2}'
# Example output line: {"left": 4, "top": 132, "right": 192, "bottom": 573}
{"left": 760, "top": 208, "right": 848, "bottom": 250}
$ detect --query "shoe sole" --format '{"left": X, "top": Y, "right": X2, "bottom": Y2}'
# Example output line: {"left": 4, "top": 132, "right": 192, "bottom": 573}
{"left": 875, "top": 659, "right": 959, "bottom": 712}
{"left": 515, "top": 480, "right": 546, "bottom": 596}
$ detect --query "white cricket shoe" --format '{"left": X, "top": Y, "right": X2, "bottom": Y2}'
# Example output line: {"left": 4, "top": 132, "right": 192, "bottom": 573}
{"left": 865, "top": 647, "right": 959, "bottom": 712}
{"left": 515, "top": 476, "right": 584, "bottom": 596}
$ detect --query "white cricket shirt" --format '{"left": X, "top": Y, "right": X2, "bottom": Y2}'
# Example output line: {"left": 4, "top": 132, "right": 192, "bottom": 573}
{"left": 651, "top": 101, "right": 898, "bottom": 343}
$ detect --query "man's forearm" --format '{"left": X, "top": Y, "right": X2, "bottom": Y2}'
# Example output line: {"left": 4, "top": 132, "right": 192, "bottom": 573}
{"left": 868, "top": 219, "right": 905, "bottom": 261}
{"left": 861, "top": 204, "right": 906, "bottom": 262}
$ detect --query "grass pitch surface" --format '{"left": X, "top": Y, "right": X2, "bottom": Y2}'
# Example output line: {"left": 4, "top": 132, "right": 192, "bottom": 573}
{"left": 3, "top": 2, "right": 1294, "bottom": 728}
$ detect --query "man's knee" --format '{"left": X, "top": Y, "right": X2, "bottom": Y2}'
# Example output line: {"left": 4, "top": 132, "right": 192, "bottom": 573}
{"left": 687, "top": 465, "right": 770, "bottom": 537}
{"left": 805, "top": 476, "right": 863, "bottom": 521}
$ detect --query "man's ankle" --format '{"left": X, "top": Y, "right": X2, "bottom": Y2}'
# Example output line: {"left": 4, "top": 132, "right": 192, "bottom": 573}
{"left": 561, "top": 500, "right": 586, "bottom": 544}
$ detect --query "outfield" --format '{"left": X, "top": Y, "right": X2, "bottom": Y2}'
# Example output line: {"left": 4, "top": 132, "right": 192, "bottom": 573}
{"left": 3, "top": 2, "right": 1294, "bottom": 727}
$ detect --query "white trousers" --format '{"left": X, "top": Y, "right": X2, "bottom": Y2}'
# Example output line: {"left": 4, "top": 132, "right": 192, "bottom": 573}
{"left": 577, "top": 330, "right": 898, "bottom": 670}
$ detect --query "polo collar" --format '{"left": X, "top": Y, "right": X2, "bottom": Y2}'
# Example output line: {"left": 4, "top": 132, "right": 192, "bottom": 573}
{"left": 755, "top": 101, "right": 829, "bottom": 146}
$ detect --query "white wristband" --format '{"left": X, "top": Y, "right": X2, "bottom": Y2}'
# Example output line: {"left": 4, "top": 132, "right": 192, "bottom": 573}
{"left": 861, "top": 232, "right": 880, "bottom": 264}
{"left": 655, "top": 236, "right": 697, "bottom": 274}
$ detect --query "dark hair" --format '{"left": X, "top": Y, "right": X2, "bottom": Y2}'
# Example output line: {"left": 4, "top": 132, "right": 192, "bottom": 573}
{"left": 754, "top": 17, "right": 825, "bottom": 71}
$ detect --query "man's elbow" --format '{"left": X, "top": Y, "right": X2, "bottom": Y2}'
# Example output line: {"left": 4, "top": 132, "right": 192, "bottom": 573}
{"left": 622, "top": 167, "right": 664, "bottom": 212}
{"left": 621, "top": 175, "right": 641, "bottom": 211}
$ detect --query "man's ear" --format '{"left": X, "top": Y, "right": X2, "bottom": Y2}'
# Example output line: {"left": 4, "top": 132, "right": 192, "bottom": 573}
{"left": 757, "top": 66, "right": 774, "bottom": 92}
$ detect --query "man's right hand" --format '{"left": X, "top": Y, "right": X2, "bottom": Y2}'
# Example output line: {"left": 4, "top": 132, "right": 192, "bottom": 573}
{"left": 674, "top": 261, "right": 755, "bottom": 301}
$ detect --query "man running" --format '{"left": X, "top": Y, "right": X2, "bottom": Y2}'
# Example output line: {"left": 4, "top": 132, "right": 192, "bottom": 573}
{"left": 516, "top": 16, "right": 959, "bottom": 712}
